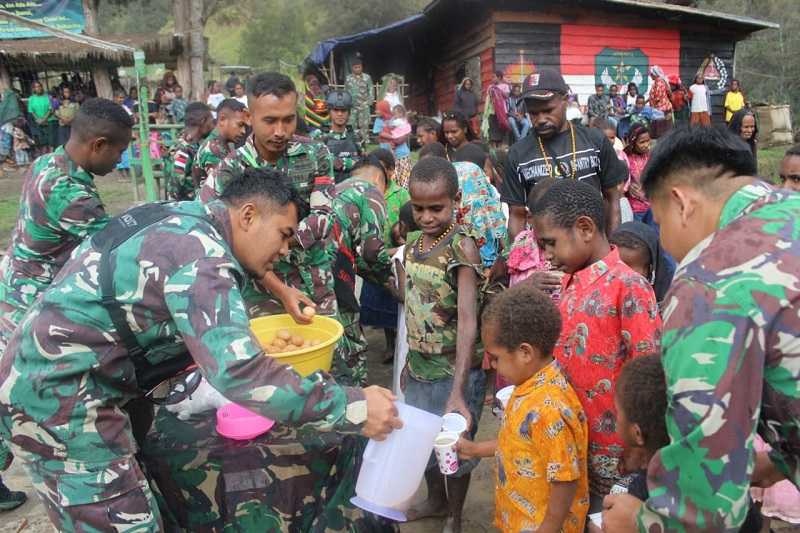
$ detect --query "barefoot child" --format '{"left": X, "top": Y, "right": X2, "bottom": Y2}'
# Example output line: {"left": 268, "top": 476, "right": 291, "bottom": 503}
{"left": 531, "top": 179, "right": 661, "bottom": 513}
{"left": 403, "top": 156, "right": 485, "bottom": 533}
{"left": 458, "top": 284, "right": 589, "bottom": 532}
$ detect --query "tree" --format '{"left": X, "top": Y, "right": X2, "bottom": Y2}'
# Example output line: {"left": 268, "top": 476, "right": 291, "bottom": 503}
{"left": 316, "top": 0, "right": 428, "bottom": 39}
{"left": 82, "top": 0, "right": 113, "bottom": 98}
{"left": 697, "top": 0, "right": 796, "bottom": 117}
{"left": 238, "top": 0, "right": 311, "bottom": 71}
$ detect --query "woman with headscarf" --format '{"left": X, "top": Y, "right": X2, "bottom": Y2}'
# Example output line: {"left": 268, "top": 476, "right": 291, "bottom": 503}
{"left": 610, "top": 221, "right": 675, "bottom": 305}
{"left": 303, "top": 74, "right": 330, "bottom": 131}
{"left": 729, "top": 108, "right": 758, "bottom": 172}
{"left": 648, "top": 66, "right": 673, "bottom": 137}
{"left": 453, "top": 77, "right": 479, "bottom": 135}
{"left": 452, "top": 143, "right": 507, "bottom": 268}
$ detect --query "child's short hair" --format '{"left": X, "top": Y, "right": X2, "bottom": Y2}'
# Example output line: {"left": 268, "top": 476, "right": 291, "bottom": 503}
{"left": 609, "top": 230, "right": 649, "bottom": 260}
{"left": 533, "top": 179, "right": 605, "bottom": 230}
{"left": 399, "top": 201, "right": 419, "bottom": 231}
{"left": 369, "top": 147, "right": 395, "bottom": 171}
{"left": 417, "top": 117, "right": 440, "bottom": 134}
{"left": 409, "top": 156, "right": 458, "bottom": 198}
{"left": 452, "top": 143, "right": 488, "bottom": 169}
{"left": 482, "top": 284, "right": 562, "bottom": 356}
{"left": 617, "top": 355, "right": 669, "bottom": 452}
{"left": 526, "top": 177, "right": 558, "bottom": 214}
{"left": 418, "top": 142, "right": 447, "bottom": 160}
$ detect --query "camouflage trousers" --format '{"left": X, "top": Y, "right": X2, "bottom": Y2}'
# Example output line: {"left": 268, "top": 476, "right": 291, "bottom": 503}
{"left": 333, "top": 310, "right": 368, "bottom": 388}
{"left": 141, "top": 407, "right": 397, "bottom": 532}
{"left": 348, "top": 106, "right": 371, "bottom": 150}
{"left": 243, "top": 246, "right": 366, "bottom": 388}
{"left": 22, "top": 455, "right": 163, "bottom": 532}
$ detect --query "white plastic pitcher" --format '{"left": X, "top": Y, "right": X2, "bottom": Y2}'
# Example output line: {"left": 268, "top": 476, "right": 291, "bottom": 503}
{"left": 351, "top": 402, "right": 442, "bottom": 521}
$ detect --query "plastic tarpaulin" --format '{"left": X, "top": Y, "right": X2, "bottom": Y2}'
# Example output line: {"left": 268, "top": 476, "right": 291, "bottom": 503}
{"left": 307, "top": 14, "right": 425, "bottom": 66}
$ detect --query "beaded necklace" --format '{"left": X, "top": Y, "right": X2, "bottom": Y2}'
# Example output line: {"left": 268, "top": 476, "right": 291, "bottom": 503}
{"left": 537, "top": 122, "right": 577, "bottom": 179}
{"left": 418, "top": 222, "right": 456, "bottom": 254}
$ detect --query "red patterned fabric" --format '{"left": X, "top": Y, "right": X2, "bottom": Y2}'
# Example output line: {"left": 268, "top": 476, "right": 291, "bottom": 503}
{"left": 553, "top": 247, "right": 661, "bottom": 496}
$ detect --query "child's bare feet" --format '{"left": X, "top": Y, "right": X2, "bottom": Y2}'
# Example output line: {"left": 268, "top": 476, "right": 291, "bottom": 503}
{"left": 405, "top": 498, "right": 448, "bottom": 522}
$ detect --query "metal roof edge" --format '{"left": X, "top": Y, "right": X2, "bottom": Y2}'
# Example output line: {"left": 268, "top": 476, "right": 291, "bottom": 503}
{"left": 599, "top": 0, "right": 778, "bottom": 30}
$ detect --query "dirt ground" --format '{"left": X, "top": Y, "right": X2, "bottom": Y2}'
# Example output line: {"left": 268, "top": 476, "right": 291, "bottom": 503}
{"left": 0, "top": 327, "right": 499, "bottom": 533}
{"left": 0, "top": 167, "right": 795, "bottom": 533}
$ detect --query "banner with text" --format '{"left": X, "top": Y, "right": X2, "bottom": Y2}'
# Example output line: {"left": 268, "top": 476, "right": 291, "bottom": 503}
{"left": 0, "top": 0, "right": 85, "bottom": 39}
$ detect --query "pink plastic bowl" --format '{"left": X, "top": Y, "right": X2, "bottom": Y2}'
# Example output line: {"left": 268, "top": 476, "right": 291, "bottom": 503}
{"left": 216, "top": 403, "right": 275, "bottom": 440}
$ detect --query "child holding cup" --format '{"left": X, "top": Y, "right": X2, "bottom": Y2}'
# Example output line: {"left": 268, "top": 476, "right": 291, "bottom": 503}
{"left": 401, "top": 157, "right": 486, "bottom": 533}
{"left": 458, "top": 284, "right": 589, "bottom": 532}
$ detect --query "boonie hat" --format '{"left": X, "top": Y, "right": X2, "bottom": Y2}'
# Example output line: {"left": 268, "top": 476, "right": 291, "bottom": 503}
{"left": 326, "top": 89, "right": 353, "bottom": 110}
{"left": 522, "top": 68, "right": 569, "bottom": 100}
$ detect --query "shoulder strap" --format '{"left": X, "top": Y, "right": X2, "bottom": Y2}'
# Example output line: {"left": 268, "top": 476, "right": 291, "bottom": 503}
{"left": 93, "top": 204, "right": 208, "bottom": 391}
{"left": 94, "top": 204, "right": 178, "bottom": 359}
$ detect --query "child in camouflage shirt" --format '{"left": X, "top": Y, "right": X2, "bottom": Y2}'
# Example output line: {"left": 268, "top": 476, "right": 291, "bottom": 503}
{"left": 402, "top": 156, "right": 485, "bottom": 533}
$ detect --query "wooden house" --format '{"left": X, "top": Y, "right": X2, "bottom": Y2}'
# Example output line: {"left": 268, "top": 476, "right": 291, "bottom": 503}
{"left": 307, "top": 0, "right": 776, "bottom": 122}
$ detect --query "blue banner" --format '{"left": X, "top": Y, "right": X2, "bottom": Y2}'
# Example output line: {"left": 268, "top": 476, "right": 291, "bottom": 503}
{"left": 0, "top": 0, "right": 85, "bottom": 39}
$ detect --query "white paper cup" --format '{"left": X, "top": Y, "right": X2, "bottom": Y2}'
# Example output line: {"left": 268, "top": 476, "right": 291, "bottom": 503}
{"left": 433, "top": 431, "right": 460, "bottom": 475}
{"left": 441, "top": 413, "right": 468, "bottom": 435}
{"left": 495, "top": 385, "right": 515, "bottom": 409}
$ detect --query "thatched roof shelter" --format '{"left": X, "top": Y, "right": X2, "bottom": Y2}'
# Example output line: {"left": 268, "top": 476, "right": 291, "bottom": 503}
{"left": 0, "top": 32, "right": 183, "bottom": 72}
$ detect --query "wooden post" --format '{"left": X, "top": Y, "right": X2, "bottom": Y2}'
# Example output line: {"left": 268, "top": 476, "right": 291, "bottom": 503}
{"left": 189, "top": 0, "right": 205, "bottom": 101}
{"left": 329, "top": 50, "right": 336, "bottom": 86}
{"left": 174, "top": 0, "right": 192, "bottom": 97}
{"left": 81, "top": 0, "right": 113, "bottom": 98}
{"left": 0, "top": 62, "right": 10, "bottom": 91}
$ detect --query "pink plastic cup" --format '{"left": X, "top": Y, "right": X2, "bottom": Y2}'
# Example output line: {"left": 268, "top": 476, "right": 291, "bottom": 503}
{"left": 216, "top": 403, "right": 275, "bottom": 441}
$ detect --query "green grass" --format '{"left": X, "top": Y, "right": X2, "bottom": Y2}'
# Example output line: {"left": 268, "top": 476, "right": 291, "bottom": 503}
{"left": 0, "top": 170, "right": 144, "bottom": 248}
{"left": 758, "top": 145, "right": 790, "bottom": 184}
{"left": 0, "top": 144, "right": 792, "bottom": 247}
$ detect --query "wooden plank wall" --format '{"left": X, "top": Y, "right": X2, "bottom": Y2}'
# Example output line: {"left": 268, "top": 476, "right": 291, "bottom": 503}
{"left": 494, "top": 21, "right": 561, "bottom": 84}
{"left": 680, "top": 31, "right": 736, "bottom": 124}
{"left": 430, "top": 16, "right": 495, "bottom": 114}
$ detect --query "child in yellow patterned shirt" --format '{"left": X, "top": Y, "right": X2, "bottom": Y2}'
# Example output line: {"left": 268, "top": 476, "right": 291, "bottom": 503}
{"left": 458, "top": 284, "right": 589, "bottom": 533}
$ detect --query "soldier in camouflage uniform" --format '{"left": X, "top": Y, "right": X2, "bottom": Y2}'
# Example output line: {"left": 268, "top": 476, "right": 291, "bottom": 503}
{"left": 311, "top": 90, "right": 363, "bottom": 183}
{"left": 0, "top": 98, "right": 133, "bottom": 352}
{"left": 329, "top": 160, "right": 393, "bottom": 386}
{"left": 0, "top": 169, "right": 400, "bottom": 531}
{"left": 601, "top": 128, "right": 800, "bottom": 532}
{"left": 199, "top": 73, "right": 337, "bottom": 323}
{"left": 192, "top": 98, "right": 248, "bottom": 192}
{"left": 166, "top": 102, "right": 214, "bottom": 200}
{"left": 344, "top": 56, "right": 374, "bottom": 149}
{"left": 0, "top": 97, "right": 132, "bottom": 512}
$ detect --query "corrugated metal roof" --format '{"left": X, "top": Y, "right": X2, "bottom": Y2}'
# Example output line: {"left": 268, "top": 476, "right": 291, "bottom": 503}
{"left": 596, "top": 0, "right": 778, "bottom": 30}
{"left": 423, "top": 0, "right": 778, "bottom": 31}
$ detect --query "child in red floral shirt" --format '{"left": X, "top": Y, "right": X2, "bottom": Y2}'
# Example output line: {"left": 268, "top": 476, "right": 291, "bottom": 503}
{"left": 529, "top": 179, "right": 661, "bottom": 514}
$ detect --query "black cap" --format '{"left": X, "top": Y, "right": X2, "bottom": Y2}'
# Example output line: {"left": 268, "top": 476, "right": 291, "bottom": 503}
{"left": 522, "top": 68, "right": 569, "bottom": 100}
{"left": 326, "top": 89, "right": 352, "bottom": 110}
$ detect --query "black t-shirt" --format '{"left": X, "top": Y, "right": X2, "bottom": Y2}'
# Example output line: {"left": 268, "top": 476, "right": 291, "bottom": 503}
{"left": 500, "top": 124, "right": 626, "bottom": 206}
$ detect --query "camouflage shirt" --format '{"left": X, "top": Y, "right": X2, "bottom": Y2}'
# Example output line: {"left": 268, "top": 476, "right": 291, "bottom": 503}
{"left": 167, "top": 132, "right": 201, "bottom": 201}
{"left": 404, "top": 228, "right": 484, "bottom": 381}
{"left": 640, "top": 183, "right": 800, "bottom": 531}
{"left": 199, "top": 135, "right": 338, "bottom": 315}
{"left": 0, "top": 146, "right": 109, "bottom": 349}
{"left": 330, "top": 178, "right": 392, "bottom": 385}
{"left": 0, "top": 200, "right": 366, "bottom": 478}
{"left": 311, "top": 128, "right": 363, "bottom": 183}
{"left": 344, "top": 73, "right": 374, "bottom": 109}
{"left": 192, "top": 129, "right": 231, "bottom": 190}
